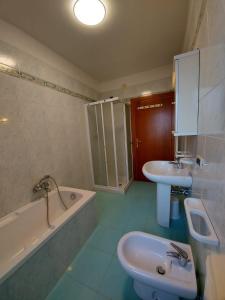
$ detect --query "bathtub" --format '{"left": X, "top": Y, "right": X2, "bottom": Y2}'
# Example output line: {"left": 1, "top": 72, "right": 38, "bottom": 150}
{"left": 0, "top": 186, "right": 96, "bottom": 285}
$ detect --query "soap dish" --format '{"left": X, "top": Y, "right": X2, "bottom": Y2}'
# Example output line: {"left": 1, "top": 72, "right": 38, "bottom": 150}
{"left": 184, "top": 198, "right": 219, "bottom": 247}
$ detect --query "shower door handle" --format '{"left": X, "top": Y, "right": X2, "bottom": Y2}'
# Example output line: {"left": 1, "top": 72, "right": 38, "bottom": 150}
{"left": 136, "top": 138, "right": 142, "bottom": 148}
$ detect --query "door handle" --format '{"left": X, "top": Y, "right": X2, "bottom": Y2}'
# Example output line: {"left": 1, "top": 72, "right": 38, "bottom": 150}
{"left": 136, "top": 138, "right": 142, "bottom": 148}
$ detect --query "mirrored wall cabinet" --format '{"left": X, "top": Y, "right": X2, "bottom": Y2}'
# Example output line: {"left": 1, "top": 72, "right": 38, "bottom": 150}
{"left": 174, "top": 49, "right": 200, "bottom": 136}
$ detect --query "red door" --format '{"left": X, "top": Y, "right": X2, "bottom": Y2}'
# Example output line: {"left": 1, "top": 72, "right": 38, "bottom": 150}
{"left": 131, "top": 92, "right": 175, "bottom": 181}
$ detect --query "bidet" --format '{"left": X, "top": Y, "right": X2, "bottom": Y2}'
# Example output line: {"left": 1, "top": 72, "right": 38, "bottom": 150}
{"left": 117, "top": 231, "right": 197, "bottom": 300}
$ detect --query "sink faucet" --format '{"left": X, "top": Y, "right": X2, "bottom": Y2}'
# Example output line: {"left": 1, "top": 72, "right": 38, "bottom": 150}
{"left": 175, "top": 151, "right": 192, "bottom": 158}
{"left": 169, "top": 158, "right": 184, "bottom": 169}
{"left": 167, "top": 242, "right": 190, "bottom": 267}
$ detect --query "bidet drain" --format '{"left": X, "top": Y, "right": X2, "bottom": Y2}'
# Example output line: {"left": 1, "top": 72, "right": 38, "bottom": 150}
{"left": 156, "top": 266, "right": 165, "bottom": 275}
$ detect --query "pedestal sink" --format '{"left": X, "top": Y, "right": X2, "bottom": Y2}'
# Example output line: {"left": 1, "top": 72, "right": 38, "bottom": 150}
{"left": 142, "top": 161, "right": 192, "bottom": 228}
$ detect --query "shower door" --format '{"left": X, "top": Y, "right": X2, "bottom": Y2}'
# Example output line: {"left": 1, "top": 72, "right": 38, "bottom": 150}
{"left": 87, "top": 105, "right": 107, "bottom": 186}
{"left": 102, "top": 102, "right": 117, "bottom": 187}
{"left": 86, "top": 99, "right": 132, "bottom": 191}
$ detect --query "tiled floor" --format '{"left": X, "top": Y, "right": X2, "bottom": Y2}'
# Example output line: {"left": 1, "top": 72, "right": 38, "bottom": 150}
{"left": 46, "top": 181, "right": 188, "bottom": 300}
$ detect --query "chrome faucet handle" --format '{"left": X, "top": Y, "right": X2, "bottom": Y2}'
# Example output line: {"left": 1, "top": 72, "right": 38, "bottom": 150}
{"left": 33, "top": 178, "right": 51, "bottom": 193}
{"left": 40, "top": 181, "right": 50, "bottom": 191}
{"left": 33, "top": 183, "right": 42, "bottom": 193}
{"left": 170, "top": 242, "right": 188, "bottom": 260}
{"left": 167, "top": 249, "right": 190, "bottom": 267}
{"left": 169, "top": 160, "right": 184, "bottom": 169}
{"left": 166, "top": 251, "right": 179, "bottom": 259}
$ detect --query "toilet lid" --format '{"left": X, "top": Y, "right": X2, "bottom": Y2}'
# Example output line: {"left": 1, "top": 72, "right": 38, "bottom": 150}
{"left": 204, "top": 254, "right": 225, "bottom": 300}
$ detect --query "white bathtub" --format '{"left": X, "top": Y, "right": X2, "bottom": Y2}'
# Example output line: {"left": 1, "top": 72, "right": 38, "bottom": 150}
{"left": 0, "top": 186, "right": 95, "bottom": 284}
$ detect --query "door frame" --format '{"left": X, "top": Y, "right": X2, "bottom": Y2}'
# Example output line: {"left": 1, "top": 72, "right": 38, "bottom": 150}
{"left": 131, "top": 91, "right": 175, "bottom": 180}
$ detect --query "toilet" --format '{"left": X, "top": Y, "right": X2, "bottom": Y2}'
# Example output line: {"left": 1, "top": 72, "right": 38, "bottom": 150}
{"left": 117, "top": 231, "right": 197, "bottom": 300}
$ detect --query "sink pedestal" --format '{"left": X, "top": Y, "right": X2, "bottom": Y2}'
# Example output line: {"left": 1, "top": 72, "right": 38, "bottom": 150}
{"left": 142, "top": 161, "right": 192, "bottom": 228}
{"left": 157, "top": 183, "right": 171, "bottom": 227}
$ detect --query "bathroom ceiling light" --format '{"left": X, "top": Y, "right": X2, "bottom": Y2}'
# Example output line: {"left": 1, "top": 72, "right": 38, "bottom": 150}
{"left": 73, "top": 0, "right": 106, "bottom": 26}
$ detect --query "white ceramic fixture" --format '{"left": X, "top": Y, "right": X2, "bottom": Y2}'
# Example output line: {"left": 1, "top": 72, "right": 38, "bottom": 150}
{"left": 142, "top": 161, "right": 192, "bottom": 187}
{"left": 0, "top": 187, "right": 95, "bottom": 284}
{"left": 73, "top": 0, "right": 106, "bottom": 26}
{"left": 184, "top": 198, "right": 219, "bottom": 246}
{"left": 142, "top": 161, "right": 192, "bottom": 227}
{"left": 117, "top": 231, "right": 197, "bottom": 300}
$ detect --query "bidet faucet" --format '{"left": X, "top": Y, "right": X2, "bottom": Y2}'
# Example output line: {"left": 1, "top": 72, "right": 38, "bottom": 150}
{"left": 167, "top": 242, "right": 190, "bottom": 267}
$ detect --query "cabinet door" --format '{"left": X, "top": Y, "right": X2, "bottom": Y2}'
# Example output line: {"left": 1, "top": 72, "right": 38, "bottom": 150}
{"left": 175, "top": 50, "right": 199, "bottom": 136}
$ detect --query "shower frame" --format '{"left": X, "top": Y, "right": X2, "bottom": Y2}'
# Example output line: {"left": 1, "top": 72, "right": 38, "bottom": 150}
{"left": 85, "top": 97, "right": 133, "bottom": 193}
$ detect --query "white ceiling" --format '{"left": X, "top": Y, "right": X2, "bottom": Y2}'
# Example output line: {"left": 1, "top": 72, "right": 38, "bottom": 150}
{"left": 0, "top": 0, "right": 188, "bottom": 82}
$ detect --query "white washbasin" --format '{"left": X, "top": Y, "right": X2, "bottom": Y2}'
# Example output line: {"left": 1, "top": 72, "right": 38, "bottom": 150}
{"left": 118, "top": 231, "right": 197, "bottom": 300}
{"left": 142, "top": 161, "right": 192, "bottom": 187}
{"left": 142, "top": 161, "right": 193, "bottom": 227}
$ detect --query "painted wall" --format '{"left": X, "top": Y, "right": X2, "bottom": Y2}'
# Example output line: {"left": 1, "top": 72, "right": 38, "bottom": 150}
{"left": 182, "top": 0, "right": 225, "bottom": 293}
{"left": 0, "top": 19, "right": 100, "bottom": 218}
{"left": 99, "top": 65, "right": 173, "bottom": 99}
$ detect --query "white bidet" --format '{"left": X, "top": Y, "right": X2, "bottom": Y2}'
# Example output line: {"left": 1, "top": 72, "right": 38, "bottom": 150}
{"left": 117, "top": 231, "right": 197, "bottom": 300}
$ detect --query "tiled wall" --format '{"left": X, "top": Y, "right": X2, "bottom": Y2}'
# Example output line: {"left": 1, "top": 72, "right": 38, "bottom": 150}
{"left": 182, "top": 0, "right": 225, "bottom": 292}
{"left": 0, "top": 21, "right": 99, "bottom": 218}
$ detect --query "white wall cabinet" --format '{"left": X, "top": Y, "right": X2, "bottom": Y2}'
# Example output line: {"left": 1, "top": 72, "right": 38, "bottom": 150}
{"left": 174, "top": 49, "right": 199, "bottom": 136}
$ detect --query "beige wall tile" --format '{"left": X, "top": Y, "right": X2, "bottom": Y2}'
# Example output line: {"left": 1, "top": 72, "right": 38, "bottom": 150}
{"left": 183, "top": 0, "right": 225, "bottom": 292}
{"left": 0, "top": 42, "right": 95, "bottom": 218}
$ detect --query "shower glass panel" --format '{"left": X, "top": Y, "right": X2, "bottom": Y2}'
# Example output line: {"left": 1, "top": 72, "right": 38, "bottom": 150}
{"left": 87, "top": 105, "right": 107, "bottom": 186}
{"left": 125, "top": 104, "right": 133, "bottom": 179}
{"left": 102, "top": 103, "right": 117, "bottom": 187}
{"left": 113, "top": 102, "right": 127, "bottom": 186}
{"left": 86, "top": 98, "right": 132, "bottom": 192}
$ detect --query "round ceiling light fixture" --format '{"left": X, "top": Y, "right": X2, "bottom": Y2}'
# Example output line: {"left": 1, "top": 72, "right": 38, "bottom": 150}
{"left": 73, "top": 0, "right": 106, "bottom": 26}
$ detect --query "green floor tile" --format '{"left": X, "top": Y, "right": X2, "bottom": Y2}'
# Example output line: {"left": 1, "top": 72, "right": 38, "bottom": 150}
{"left": 68, "top": 246, "right": 112, "bottom": 290}
{"left": 47, "top": 274, "right": 107, "bottom": 300}
{"left": 86, "top": 224, "right": 123, "bottom": 255}
{"left": 99, "top": 257, "right": 141, "bottom": 300}
{"left": 98, "top": 207, "right": 127, "bottom": 230}
{"left": 46, "top": 181, "right": 189, "bottom": 300}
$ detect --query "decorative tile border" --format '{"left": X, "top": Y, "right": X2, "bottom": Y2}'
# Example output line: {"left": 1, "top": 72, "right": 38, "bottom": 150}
{"left": 0, "top": 63, "right": 95, "bottom": 102}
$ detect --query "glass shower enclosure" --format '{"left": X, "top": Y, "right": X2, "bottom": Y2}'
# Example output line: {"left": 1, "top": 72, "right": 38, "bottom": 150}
{"left": 86, "top": 97, "right": 133, "bottom": 192}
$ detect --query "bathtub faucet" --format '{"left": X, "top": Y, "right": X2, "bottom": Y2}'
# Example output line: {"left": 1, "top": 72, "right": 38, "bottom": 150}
{"left": 33, "top": 175, "right": 68, "bottom": 210}
{"left": 33, "top": 175, "right": 51, "bottom": 193}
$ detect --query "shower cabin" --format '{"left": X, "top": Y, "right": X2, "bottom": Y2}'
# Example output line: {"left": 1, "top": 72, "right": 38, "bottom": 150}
{"left": 86, "top": 97, "right": 133, "bottom": 193}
